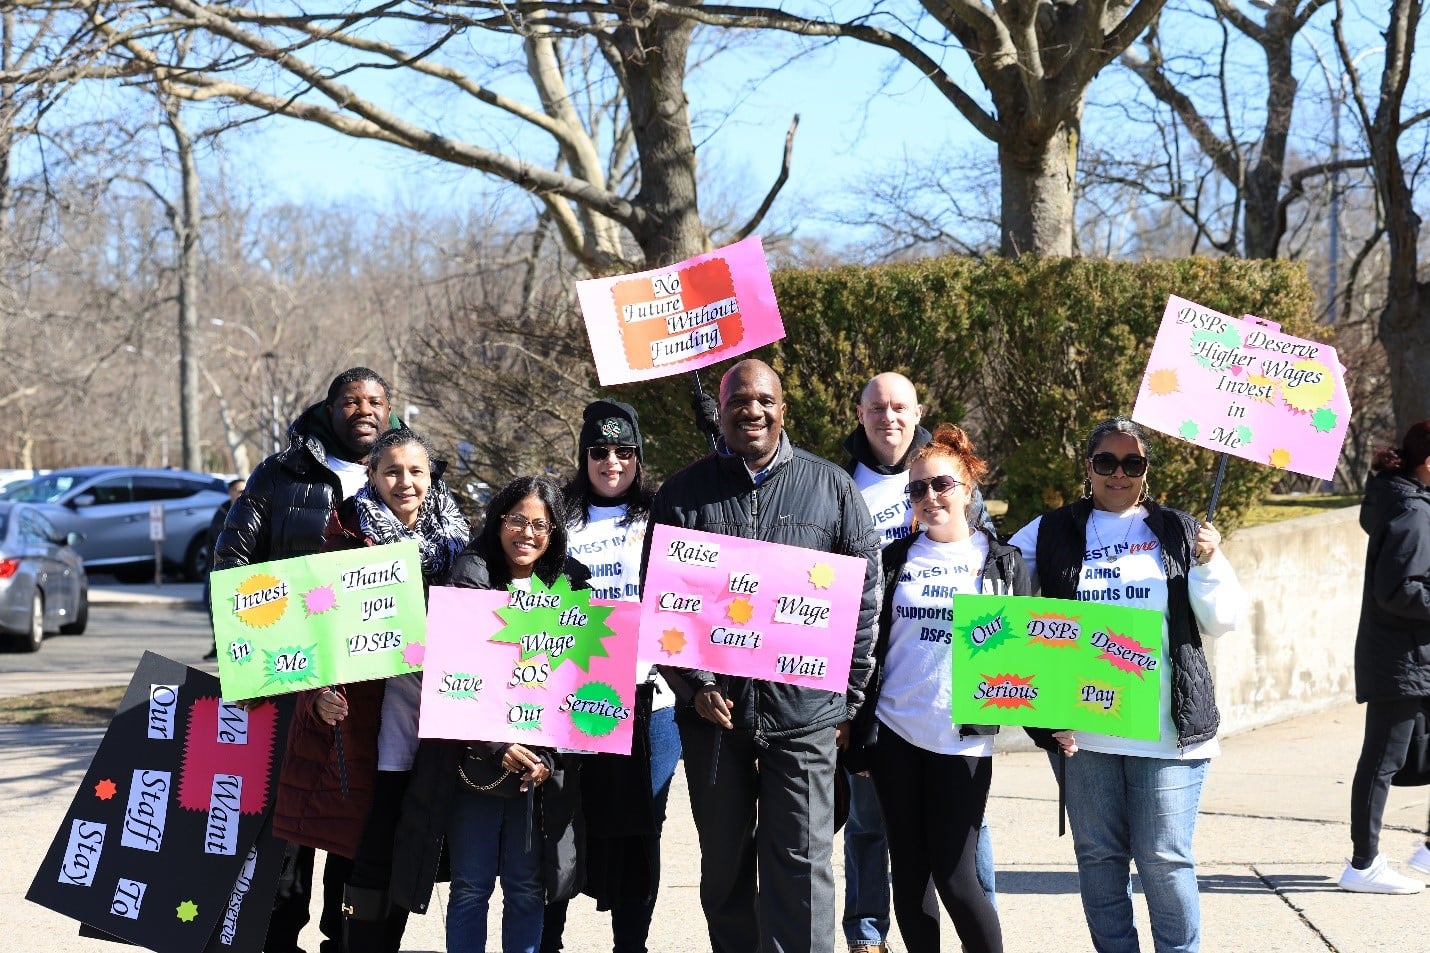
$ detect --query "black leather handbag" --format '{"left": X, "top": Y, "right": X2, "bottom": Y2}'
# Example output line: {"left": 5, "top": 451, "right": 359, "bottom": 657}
{"left": 458, "top": 745, "right": 523, "bottom": 797}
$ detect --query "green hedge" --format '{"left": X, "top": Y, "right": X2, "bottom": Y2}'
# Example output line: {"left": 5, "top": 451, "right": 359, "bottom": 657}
{"left": 613, "top": 255, "right": 1318, "bottom": 533}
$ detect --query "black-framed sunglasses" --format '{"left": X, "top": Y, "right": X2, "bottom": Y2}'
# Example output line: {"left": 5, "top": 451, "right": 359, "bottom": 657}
{"left": 587, "top": 446, "right": 638, "bottom": 462}
{"left": 1089, "top": 453, "right": 1149, "bottom": 478}
{"left": 501, "top": 514, "right": 553, "bottom": 538}
{"left": 906, "top": 475, "right": 963, "bottom": 501}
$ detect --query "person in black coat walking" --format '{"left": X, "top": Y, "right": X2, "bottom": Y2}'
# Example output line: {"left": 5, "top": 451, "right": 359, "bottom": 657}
{"left": 1339, "top": 422, "right": 1430, "bottom": 895}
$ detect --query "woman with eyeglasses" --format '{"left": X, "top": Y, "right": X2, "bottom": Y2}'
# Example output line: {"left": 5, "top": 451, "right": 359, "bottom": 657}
{"left": 846, "top": 424, "right": 1028, "bottom": 953}
{"left": 435, "top": 475, "right": 589, "bottom": 953}
{"left": 1007, "top": 418, "right": 1245, "bottom": 953}
{"left": 542, "top": 400, "right": 682, "bottom": 953}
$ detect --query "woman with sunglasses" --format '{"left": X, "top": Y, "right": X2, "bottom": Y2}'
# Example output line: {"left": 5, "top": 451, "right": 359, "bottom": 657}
{"left": 435, "top": 476, "right": 589, "bottom": 953}
{"left": 541, "top": 400, "right": 681, "bottom": 953}
{"left": 848, "top": 424, "right": 1028, "bottom": 953}
{"left": 1007, "top": 418, "right": 1245, "bottom": 953}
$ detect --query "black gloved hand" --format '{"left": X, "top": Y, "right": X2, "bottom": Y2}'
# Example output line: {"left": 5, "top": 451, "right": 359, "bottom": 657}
{"left": 691, "top": 384, "right": 720, "bottom": 442}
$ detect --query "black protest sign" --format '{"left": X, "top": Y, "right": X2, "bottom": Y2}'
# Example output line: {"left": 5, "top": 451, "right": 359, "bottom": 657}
{"left": 28, "top": 652, "right": 291, "bottom": 953}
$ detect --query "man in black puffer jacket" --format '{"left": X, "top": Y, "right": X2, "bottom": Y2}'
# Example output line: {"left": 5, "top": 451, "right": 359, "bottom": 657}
{"left": 645, "top": 359, "right": 880, "bottom": 953}
{"left": 214, "top": 366, "right": 398, "bottom": 953}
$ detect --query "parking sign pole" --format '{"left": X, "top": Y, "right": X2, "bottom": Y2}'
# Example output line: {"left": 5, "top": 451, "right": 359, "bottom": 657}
{"left": 149, "top": 503, "right": 166, "bottom": 587}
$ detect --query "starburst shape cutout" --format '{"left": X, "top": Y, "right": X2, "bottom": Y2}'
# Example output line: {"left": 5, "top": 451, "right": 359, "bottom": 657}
{"left": 401, "top": 642, "right": 425, "bottom": 668}
{"left": 726, "top": 597, "right": 756, "bottom": 624}
{"left": 1269, "top": 448, "right": 1292, "bottom": 469}
{"left": 1145, "top": 368, "right": 1179, "bottom": 396}
{"left": 94, "top": 778, "right": 118, "bottom": 801}
{"left": 807, "top": 563, "right": 837, "bottom": 589}
{"left": 659, "top": 627, "right": 687, "bottom": 655}
{"left": 1311, "top": 407, "right": 1339, "bottom": 433}
{"left": 176, "top": 900, "right": 199, "bottom": 923}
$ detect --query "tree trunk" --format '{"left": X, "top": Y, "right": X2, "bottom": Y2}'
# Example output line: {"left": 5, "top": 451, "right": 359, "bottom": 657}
{"left": 166, "top": 100, "right": 203, "bottom": 472}
{"left": 1380, "top": 293, "right": 1430, "bottom": 428}
{"left": 999, "top": 120, "right": 1079, "bottom": 258}
{"left": 614, "top": 9, "right": 707, "bottom": 267}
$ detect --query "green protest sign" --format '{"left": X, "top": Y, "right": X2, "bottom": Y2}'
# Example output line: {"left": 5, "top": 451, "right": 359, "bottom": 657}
{"left": 210, "top": 540, "right": 427, "bottom": 700}
{"left": 950, "top": 594, "right": 1165, "bottom": 740}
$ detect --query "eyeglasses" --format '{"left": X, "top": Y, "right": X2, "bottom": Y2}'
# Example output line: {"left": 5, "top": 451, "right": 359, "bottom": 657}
{"left": 906, "top": 475, "right": 963, "bottom": 501}
{"left": 501, "top": 514, "right": 552, "bottom": 538}
{"left": 587, "top": 446, "right": 637, "bottom": 462}
{"left": 1089, "top": 453, "right": 1149, "bottom": 478}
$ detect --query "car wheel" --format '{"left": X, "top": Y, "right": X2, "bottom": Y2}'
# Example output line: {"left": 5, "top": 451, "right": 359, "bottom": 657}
{"left": 183, "top": 534, "right": 211, "bottom": 583}
{"left": 59, "top": 588, "right": 88, "bottom": 635}
{"left": 19, "top": 591, "right": 43, "bottom": 652}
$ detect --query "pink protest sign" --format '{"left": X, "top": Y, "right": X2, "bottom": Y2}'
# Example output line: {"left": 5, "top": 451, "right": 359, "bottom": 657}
{"left": 419, "top": 582, "right": 640, "bottom": 755}
{"left": 576, "top": 235, "right": 785, "bottom": 385}
{"left": 1131, "top": 295, "right": 1351, "bottom": 480}
{"left": 638, "top": 524, "right": 866, "bottom": 688}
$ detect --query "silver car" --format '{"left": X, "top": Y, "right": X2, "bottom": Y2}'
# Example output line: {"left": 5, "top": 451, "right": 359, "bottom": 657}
{"left": 0, "top": 503, "right": 88, "bottom": 651}
{"left": 1, "top": 467, "right": 228, "bottom": 582}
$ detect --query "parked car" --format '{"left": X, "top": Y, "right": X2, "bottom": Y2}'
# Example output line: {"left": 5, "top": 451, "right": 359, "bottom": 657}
{"left": 0, "top": 502, "right": 88, "bottom": 651}
{"left": 0, "top": 467, "right": 228, "bottom": 582}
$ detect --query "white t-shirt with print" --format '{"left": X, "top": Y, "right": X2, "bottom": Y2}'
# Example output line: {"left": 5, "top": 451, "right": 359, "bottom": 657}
{"left": 877, "top": 532, "right": 994, "bottom": 757}
{"left": 1008, "top": 507, "right": 1246, "bottom": 760}
{"left": 853, "top": 463, "right": 914, "bottom": 549}
{"left": 567, "top": 506, "right": 670, "bottom": 711}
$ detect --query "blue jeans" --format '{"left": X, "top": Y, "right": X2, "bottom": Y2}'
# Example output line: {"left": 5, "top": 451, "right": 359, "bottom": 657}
{"left": 1064, "top": 751, "right": 1209, "bottom": 953}
{"left": 842, "top": 769, "right": 890, "bottom": 945}
{"left": 447, "top": 786, "right": 544, "bottom": 953}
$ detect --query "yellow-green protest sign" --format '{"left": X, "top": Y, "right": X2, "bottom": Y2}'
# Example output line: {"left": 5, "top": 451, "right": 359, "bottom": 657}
{"left": 950, "top": 595, "right": 1164, "bottom": 740}
{"left": 210, "top": 541, "right": 426, "bottom": 700}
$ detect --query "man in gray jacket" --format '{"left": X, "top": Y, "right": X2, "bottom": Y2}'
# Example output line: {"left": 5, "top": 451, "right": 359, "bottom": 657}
{"left": 646, "top": 359, "right": 880, "bottom": 953}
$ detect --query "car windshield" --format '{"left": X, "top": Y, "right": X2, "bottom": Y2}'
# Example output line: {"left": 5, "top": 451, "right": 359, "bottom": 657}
{"left": 0, "top": 474, "right": 82, "bottom": 503}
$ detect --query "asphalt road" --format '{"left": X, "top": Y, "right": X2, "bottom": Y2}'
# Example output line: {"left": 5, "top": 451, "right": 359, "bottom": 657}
{"left": 0, "top": 603, "right": 216, "bottom": 698}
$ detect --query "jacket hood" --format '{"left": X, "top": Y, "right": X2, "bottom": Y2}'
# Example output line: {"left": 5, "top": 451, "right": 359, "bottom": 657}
{"left": 1360, "top": 470, "right": 1430, "bottom": 534}
{"left": 841, "top": 424, "right": 932, "bottom": 475}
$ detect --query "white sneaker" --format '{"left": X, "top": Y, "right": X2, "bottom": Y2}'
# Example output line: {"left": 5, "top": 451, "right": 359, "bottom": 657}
{"left": 1338, "top": 856, "right": 1425, "bottom": 894}
{"left": 1409, "top": 843, "right": 1430, "bottom": 875}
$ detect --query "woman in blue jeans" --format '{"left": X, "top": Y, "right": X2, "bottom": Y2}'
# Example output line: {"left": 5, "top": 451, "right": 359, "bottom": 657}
{"left": 1009, "top": 418, "right": 1245, "bottom": 953}
{"left": 444, "top": 476, "right": 589, "bottom": 953}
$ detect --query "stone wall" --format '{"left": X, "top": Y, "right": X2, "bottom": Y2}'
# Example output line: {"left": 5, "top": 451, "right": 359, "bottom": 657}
{"left": 1214, "top": 505, "right": 1363, "bottom": 736}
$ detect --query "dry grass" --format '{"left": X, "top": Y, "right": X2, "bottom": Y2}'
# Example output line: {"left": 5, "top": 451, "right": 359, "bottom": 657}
{"left": 0, "top": 686, "right": 125, "bottom": 725}
{"left": 1238, "top": 493, "right": 1359, "bottom": 528}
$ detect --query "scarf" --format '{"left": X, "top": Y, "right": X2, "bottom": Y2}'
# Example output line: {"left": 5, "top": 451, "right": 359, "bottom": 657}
{"left": 353, "top": 479, "right": 470, "bottom": 582}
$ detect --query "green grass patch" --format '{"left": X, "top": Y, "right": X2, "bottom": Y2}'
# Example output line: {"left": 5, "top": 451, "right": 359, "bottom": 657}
{"left": 1238, "top": 493, "right": 1359, "bottom": 528}
{"left": 0, "top": 685, "right": 125, "bottom": 725}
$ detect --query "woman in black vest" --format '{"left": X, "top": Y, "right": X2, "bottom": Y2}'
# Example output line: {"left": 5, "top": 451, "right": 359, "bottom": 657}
{"left": 1007, "top": 418, "right": 1244, "bottom": 953}
{"left": 1339, "top": 422, "right": 1430, "bottom": 894}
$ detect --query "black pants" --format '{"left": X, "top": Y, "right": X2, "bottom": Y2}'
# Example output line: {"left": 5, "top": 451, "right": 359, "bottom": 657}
{"left": 1350, "top": 697, "right": 1430, "bottom": 865}
{"left": 264, "top": 844, "right": 349, "bottom": 953}
{"left": 870, "top": 725, "right": 1001, "bottom": 953}
{"left": 344, "top": 770, "right": 413, "bottom": 953}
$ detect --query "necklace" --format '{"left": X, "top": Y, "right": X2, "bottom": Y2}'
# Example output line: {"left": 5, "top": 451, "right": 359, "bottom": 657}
{"left": 1091, "top": 510, "right": 1139, "bottom": 562}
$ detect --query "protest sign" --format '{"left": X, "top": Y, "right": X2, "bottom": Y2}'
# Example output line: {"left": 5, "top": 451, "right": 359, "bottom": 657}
{"left": 28, "top": 653, "right": 290, "bottom": 953}
{"left": 576, "top": 236, "right": 785, "bottom": 385}
{"left": 949, "top": 595, "right": 1165, "bottom": 740}
{"left": 420, "top": 581, "right": 641, "bottom": 755}
{"left": 638, "top": 524, "right": 867, "bottom": 688}
{"left": 210, "top": 541, "right": 426, "bottom": 700}
{"left": 1131, "top": 294, "right": 1351, "bottom": 480}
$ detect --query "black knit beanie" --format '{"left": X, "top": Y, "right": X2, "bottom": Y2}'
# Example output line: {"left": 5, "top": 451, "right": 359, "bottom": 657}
{"left": 578, "top": 400, "right": 643, "bottom": 461}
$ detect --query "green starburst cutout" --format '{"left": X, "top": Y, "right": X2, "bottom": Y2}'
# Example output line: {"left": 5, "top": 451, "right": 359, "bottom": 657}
{"left": 965, "top": 608, "right": 1014, "bottom": 656}
{"left": 1311, "top": 407, "right": 1339, "bottom": 433}
{"left": 494, "top": 576, "right": 614, "bottom": 672}
{"left": 1179, "top": 420, "right": 1200, "bottom": 441}
{"left": 260, "top": 644, "right": 320, "bottom": 690}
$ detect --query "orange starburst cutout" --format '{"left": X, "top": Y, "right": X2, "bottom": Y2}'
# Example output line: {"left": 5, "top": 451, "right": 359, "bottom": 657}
{"left": 1146, "top": 368, "right": 1180, "bottom": 396}
{"left": 659, "top": 627, "right": 687, "bottom": 655}
{"left": 807, "top": 563, "right": 836, "bottom": 589}
{"left": 94, "top": 778, "right": 118, "bottom": 801}
{"left": 1268, "top": 447, "right": 1292, "bottom": 469}
{"left": 726, "top": 597, "right": 756, "bottom": 624}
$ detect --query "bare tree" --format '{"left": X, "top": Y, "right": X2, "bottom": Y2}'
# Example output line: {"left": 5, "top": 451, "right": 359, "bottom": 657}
{"left": 42, "top": 0, "right": 798, "bottom": 271}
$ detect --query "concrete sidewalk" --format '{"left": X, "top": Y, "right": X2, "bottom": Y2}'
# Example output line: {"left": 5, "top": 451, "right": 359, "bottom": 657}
{"left": 87, "top": 581, "right": 204, "bottom": 608}
{"left": 4, "top": 699, "right": 1427, "bottom": 952}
